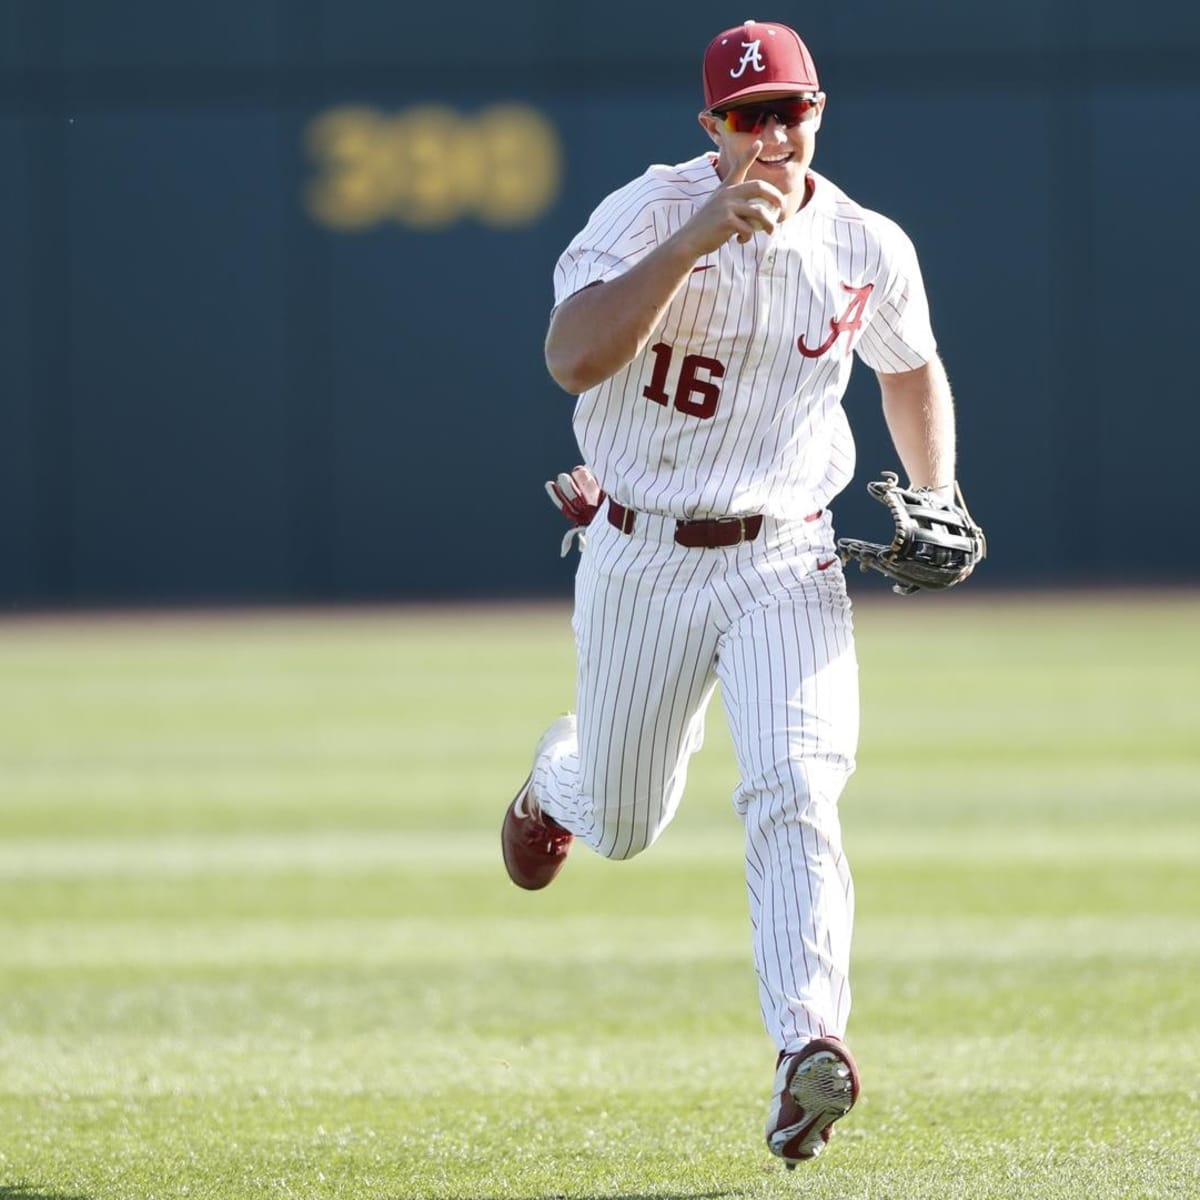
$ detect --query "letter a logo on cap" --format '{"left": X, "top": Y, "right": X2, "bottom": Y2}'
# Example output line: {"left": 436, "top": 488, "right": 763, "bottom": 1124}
{"left": 730, "top": 40, "right": 766, "bottom": 79}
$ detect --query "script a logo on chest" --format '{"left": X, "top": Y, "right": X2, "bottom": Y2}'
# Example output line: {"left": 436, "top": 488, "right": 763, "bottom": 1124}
{"left": 797, "top": 282, "right": 874, "bottom": 359}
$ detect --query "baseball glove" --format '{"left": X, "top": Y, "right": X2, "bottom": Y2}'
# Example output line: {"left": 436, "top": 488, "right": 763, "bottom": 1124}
{"left": 836, "top": 471, "right": 986, "bottom": 595}
{"left": 545, "top": 464, "right": 606, "bottom": 556}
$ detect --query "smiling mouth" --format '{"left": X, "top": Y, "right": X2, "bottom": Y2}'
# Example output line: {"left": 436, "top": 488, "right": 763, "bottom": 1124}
{"left": 757, "top": 152, "right": 794, "bottom": 166}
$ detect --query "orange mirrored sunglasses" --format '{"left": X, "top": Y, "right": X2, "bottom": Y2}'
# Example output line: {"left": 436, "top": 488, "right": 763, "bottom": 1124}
{"left": 712, "top": 95, "right": 821, "bottom": 134}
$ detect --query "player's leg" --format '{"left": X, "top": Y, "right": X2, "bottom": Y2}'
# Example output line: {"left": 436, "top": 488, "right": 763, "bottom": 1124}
{"left": 533, "top": 517, "right": 722, "bottom": 861}
{"left": 715, "top": 554, "right": 860, "bottom": 1163}
{"left": 715, "top": 559, "right": 859, "bottom": 1049}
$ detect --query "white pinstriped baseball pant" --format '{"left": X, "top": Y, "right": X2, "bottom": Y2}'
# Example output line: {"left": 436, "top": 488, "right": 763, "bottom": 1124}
{"left": 533, "top": 507, "right": 859, "bottom": 1051}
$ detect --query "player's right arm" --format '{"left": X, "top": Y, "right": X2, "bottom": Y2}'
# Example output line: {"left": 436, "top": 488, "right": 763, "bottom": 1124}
{"left": 545, "top": 142, "right": 781, "bottom": 395}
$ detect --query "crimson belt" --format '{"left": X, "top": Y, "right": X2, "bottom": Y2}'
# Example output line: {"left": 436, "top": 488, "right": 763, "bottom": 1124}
{"left": 607, "top": 500, "right": 823, "bottom": 548}
{"left": 606, "top": 499, "right": 762, "bottom": 548}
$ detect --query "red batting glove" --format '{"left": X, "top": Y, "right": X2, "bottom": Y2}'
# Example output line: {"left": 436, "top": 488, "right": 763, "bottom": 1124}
{"left": 544, "top": 465, "right": 606, "bottom": 555}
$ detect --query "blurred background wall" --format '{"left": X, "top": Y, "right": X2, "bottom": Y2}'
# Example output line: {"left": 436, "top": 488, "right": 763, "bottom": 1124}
{"left": 1, "top": 0, "right": 1197, "bottom": 606}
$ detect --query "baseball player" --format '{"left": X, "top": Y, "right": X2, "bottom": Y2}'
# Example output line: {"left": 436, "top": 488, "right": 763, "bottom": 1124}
{"left": 502, "top": 19, "right": 964, "bottom": 1166}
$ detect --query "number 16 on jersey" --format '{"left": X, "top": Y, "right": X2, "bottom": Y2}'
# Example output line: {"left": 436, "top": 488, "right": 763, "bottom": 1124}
{"left": 642, "top": 341, "right": 727, "bottom": 420}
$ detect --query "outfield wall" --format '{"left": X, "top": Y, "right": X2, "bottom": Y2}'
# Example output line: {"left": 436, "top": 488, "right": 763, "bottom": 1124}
{"left": 2, "top": 1, "right": 1198, "bottom": 604}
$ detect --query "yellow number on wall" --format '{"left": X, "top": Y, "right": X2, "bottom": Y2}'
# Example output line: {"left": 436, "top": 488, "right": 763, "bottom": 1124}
{"left": 476, "top": 103, "right": 562, "bottom": 228}
{"left": 305, "top": 103, "right": 562, "bottom": 232}
{"left": 305, "top": 107, "right": 391, "bottom": 231}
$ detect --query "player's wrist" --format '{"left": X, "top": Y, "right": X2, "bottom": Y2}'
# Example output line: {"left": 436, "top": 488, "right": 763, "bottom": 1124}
{"left": 918, "top": 482, "right": 955, "bottom": 502}
{"left": 665, "top": 222, "right": 718, "bottom": 265}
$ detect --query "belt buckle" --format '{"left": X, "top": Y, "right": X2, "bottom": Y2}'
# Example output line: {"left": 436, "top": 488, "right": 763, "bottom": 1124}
{"left": 736, "top": 516, "right": 748, "bottom": 544}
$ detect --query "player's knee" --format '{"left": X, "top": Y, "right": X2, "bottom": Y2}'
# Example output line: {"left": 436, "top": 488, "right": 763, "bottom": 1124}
{"left": 739, "top": 783, "right": 848, "bottom": 858}
{"left": 734, "top": 755, "right": 852, "bottom": 822}
{"left": 585, "top": 798, "right": 663, "bottom": 861}
{"left": 595, "top": 822, "right": 657, "bottom": 861}
{"left": 598, "top": 840, "right": 650, "bottom": 862}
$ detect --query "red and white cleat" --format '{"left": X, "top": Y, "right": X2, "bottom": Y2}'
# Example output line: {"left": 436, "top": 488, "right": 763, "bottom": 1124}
{"left": 501, "top": 716, "right": 576, "bottom": 891}
{"left": 765, "top": 1037, "right": 860, "bottom": 1168}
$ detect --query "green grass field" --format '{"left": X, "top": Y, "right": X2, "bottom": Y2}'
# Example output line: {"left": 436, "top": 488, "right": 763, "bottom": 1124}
{"left": 1, "top": 595, "right": 1198, "bottom": 1200}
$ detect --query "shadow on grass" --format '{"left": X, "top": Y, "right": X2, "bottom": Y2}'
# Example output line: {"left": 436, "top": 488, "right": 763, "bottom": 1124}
{"left": 1, "top": 1188, "right": 91, "bottom": 1200}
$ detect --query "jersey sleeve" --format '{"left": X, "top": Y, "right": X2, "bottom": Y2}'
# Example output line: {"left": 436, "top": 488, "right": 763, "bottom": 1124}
{"left": 552, "top": 176, "right": 666, "bottom": 307}
{"left": 855, "top": 221, "right": 938, "bottom": 373}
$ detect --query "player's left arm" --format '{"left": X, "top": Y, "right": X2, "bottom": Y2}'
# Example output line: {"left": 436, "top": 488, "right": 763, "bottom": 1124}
{"left": 876, "top": 355, "right": 957, "bottom": 501}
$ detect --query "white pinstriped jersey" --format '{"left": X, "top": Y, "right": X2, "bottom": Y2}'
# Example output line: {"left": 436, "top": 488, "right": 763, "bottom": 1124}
{"left": 553, "top": 153, "right": 938, "bottom": 521}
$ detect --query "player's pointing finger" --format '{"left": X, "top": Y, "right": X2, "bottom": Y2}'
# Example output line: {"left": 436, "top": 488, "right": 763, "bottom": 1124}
{"left": 723, "top": 140, "right": 762, "bottom": 186}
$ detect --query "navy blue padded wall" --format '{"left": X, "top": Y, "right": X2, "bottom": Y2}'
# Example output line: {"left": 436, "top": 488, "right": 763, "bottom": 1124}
{"left": 1, "top": 0, "right": 1197, "bottom": 603}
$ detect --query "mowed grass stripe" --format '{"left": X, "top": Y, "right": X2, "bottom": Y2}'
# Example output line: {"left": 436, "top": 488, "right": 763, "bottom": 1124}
{"left": 0, "top": 820, "right": 1195, "bottom": 878}
{"left": 0, "top": 914, "right": 1196, "bottom": 968}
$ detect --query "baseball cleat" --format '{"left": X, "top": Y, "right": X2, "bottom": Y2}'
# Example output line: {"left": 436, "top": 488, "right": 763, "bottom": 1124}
{"left": 765, "top": 1037, "right": 860, "bottom": 1167}
{"left": 501, "top": 715, "right": 576, "bottom": 890}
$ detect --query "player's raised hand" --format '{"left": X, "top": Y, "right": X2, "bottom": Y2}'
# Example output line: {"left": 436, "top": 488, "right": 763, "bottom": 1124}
{"left": 680, "top": 141, "right": 786, "bottom": 253}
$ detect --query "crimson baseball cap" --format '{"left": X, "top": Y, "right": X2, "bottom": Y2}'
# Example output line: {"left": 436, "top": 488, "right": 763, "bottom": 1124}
{"left": 703, "top": 20, "right": 820, "bottom": 110}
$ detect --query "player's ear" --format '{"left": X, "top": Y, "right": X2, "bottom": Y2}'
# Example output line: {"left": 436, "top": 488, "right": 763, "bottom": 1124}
{"left": 698, "top": 111, "right": 722, "bottom": 145}
{"left": 810, "top": 93, "right": 827, "bottom": 133}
